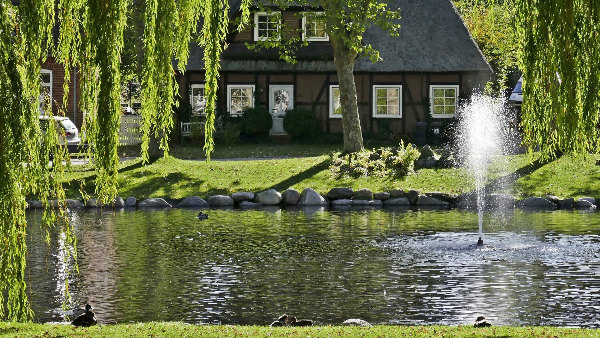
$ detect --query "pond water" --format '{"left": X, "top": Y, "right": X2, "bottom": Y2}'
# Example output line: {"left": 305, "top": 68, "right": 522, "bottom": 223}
{"left": 26, "top": 208, "right": 600, "bottom": 327}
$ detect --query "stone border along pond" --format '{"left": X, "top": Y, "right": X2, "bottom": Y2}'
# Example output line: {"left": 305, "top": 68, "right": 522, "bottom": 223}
{"left": 26, "top": 188, "right": 599, "bottom": 211}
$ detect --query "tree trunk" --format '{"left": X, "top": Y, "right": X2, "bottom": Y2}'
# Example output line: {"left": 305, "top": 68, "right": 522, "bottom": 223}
{"left": 332, "top": 45, "right": 364, "bottom": 153}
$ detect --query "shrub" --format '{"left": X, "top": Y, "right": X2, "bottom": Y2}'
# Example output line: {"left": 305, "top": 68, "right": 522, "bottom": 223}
{"left": 240, "top": 106, "right": 272, "bottom": 136}
{"left": 283, "top": 108, "right": 318, "bottom": 140}
{"left": 330, "top": 141, "right": 421, "bottom": 178}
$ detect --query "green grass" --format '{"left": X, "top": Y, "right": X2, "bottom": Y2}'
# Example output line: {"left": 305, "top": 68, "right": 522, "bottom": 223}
{"left": 1, "top": 323, "right": 598, "bottom": 337}
{"left": 63, "top": 145, "right": 600, "bottom": 200}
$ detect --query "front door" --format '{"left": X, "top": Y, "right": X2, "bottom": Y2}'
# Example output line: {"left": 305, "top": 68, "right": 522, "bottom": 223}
{"left": 269, "top": 85, "right": 294, "bottom": 135}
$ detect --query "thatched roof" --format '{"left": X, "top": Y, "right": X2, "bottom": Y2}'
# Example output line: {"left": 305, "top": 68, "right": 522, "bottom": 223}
{"left": 187, "top": 0, "right": 491, "bottom": 73}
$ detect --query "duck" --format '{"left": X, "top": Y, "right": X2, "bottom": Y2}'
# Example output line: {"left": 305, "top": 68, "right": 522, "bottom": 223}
{"left": 289, "top": 317, "right": 313, "bottom": 327}
{"left": 474, "top": 316, "right": 492, "bottom": 327}
{"left": 71, "top": 304, "right": 97, "bottom": 327}
{"left": 196, "top": 211, "right": 208, "bottom": 220}
{"left": 270, "top": 314, "right": 288, "bottom": 327}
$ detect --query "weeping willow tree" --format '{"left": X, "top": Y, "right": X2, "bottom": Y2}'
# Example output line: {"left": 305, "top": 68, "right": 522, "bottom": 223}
{"left": 1, "top": 0, "right": 249, "bottom": 321}
{"left": 516, "top": 0, "right": 600, "bottom": 160}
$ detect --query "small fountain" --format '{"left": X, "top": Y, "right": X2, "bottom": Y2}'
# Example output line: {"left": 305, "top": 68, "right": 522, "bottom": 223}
{"left": 457, "top": 94, "right": 513, "bottom": 247}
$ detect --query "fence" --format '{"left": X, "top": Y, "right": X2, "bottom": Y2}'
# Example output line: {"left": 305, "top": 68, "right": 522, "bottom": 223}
{"left": 120, "top": 115, "right": 143, "bottom": 145}
{"left": 181, "top": 122, "right": 204, "bottom": 137}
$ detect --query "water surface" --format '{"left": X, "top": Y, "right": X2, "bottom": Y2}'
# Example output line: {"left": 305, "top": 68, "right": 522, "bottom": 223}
{"left": 26, "top": 208, "right": 600, "bottom": 327}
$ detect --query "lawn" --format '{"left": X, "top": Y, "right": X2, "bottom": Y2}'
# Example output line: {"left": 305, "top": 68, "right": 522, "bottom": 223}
{"left": 1, "top": 322, "right": 598, "bottom": 337}
{"left": 63, "top": 144, "right": 600, "bottom": 200}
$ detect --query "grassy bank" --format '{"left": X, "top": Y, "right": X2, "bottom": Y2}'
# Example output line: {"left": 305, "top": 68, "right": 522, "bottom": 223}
{"left": 1, "top": 323, "right": 599, "bottom": 337}
{"left": 64, "top": 144, "right": 600, "bottom": 200}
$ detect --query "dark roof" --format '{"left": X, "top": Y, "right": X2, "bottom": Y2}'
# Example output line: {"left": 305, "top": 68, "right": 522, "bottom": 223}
{"left": 186, "top": 0, "right": 491, "bottom": 73}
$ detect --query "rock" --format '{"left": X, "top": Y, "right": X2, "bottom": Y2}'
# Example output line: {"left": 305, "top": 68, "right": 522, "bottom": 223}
{"left": 558, "top": 198, "right": 574, "bottom": 209}
{"left": 85, "top": 197, "right": 124, "bottom": 208}
{"left": 437, "top": 153, "right": 456, "bottom": 168}
{"left": 254, "top": 189, "right": 282, "bottom": 205}
{"left": 342, "top": 319, "right": 372, "bottom": 327}
{"left": 578, "top": 196, "right": 596, "bottom": 205}
{"left": 113, "top": 197, "right": 126, "bottom": 208}
{"left": 383, "top": 198, "right": 411, "bottom": 206}
{"left": 351, "top": 200, "right": 383, "bottom": 207}
{"left": 125, "top": 196, "right": 137, "bottom": 207}
{"left": 239, "top": 201, "right": 262, "bottom": 208}
{"left": 326, "top": 188, "right": 353, "bottom": 200}
{"left": 426, "top": 192, "right": 458, "bottom": 205}
{"left": 231, "top": 192, "right": 255, "bottom": 203}
{"left": 282, "top": 189, "right": 301, "bottom": 205}
{"left": 374, "top": 192, "right": 391, "bottom": 201}
{"left": 353, "top": 188, "right": 373, "bottom": 200}
{"left": 138, "top": 198, "right": 172, "bottom": 208}
{"left": 27, "top": 200, "right": 43, "bottom": 209}
{"left": 415, "top": 156, "right": 437, "bottom": 169}
{"left": 416, "top": 196, "right": 449, "bottom": 208}
{"left": 574, "top": 199, "right": 596, "bottom": 210}
{"left": 207, "top": 195, "right": 235, "bottom": 207}
{"left": 420, "top": 144, "right": 436, "bottom": 158}
{"left": 331, "top": 199, "right": 352, "bottom": 206}
{"left": 545, "top": 194, "right": 561, "bottom": 206}
{"left": 457, "top": 191, "right": 477, "bottom": 210}
{"left": 177, "top": 196, "right": 209, "bottom": 208}
{"left": 298, "top": 188, "right": 328, "bottom": 206}
{"left": 66, "top": 199, "right": 84, "bottom": 209}
{"left": 407, "top": 190, "right": 420, "bottom": 205}
{"left": 389, "top": 189, "right": 406, "bottom": 198}
{"left": 517, "top": 197, "right": 557, "bottom": 210}
{"left": 486, "top": 194, "right": 515, "bottom": 210}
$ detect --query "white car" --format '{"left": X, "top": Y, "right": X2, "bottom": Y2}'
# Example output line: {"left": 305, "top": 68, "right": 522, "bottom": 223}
{"left": 509, "top": 76, "right": 523, "bottom": 107}
{"left": 39, "top": 115, "right": 82, "bottom": 151}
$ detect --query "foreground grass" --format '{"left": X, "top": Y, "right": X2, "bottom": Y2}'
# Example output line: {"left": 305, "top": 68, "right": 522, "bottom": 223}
{"left": 63, "top": 144, "right": 600, "bottom": 200}
{"left": 1, "top": 323, "right": 599, "bottom": 337}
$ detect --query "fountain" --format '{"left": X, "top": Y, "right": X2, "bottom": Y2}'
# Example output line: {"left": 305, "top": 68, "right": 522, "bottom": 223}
{"left": 457, "top": 94, "right": 513, "bottom": 246}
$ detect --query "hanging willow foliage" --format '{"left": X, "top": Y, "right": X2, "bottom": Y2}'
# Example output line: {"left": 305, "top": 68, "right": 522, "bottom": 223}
{"left": 516, "top": 0, "right": 600, "bottom": 160}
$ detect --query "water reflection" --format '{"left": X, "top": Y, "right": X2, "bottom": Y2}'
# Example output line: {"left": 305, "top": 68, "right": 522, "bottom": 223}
{"left": 26, "top": 209, "right": 600, "bottom": 327}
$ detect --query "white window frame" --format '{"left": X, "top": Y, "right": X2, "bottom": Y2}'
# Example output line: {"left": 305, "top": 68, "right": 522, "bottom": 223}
{"left": 372, "top": 85, "right": 402, "bottom": 118}
{"left": 430, "top": 85, "right": 459, "bottom": 118}
{"left": 254, "top": 12, "right": 281, "bottom": 41}
{"left": 329, "top": 85, "right": 342, "bottom": 119}
{"left": 190, "top": 84, "right": 206, "bottom": 116}
{"left": 40, "top": 69, "right": 52, "bottom": 114}
{"left": 302, "top": 12, "right": 328, "bottom": 41}
{"left": 227, "top": 84, "right": 255, "bottom": 115}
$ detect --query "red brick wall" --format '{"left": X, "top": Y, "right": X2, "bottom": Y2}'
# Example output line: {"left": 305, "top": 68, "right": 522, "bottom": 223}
{"left": 41, "top": 57, "right": 83, "bottom": 128}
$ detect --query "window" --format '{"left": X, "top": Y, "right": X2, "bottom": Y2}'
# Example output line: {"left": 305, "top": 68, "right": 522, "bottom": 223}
{"left": 302, "top": 12, "right": 328, "bottom": 41}
{"left": 227, "top": 85, "right": 255, "bottom": 115}
{"left": 329, "top": 85, "right": 342, "bottom": 118}
{"left": 190, "top": 84, "right": 206, "bottom": 115}
{"left": 372, "top": 85, "right": 402, "bottom": 118}
{"left": 40, "top": 69, "right": 52, "bottom": 114}
{"left": 430, "top": 85, "right": 459, "bottom": 118}
{"left": 254, "top": 12, "right": 281, "bottom": 41}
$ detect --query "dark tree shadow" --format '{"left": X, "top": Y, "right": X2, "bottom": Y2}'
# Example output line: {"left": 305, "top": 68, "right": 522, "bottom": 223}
{"left": 267, "top": 158, "right": 331, "bottom": 191}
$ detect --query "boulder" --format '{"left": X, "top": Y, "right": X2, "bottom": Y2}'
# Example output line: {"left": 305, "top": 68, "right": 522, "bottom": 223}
{"left": 558, "top": 198, "right": 574, "bottom": 209}
{"left": 416, "top": 196, "right": 449, "bottom": 208}
{"left": 415, "top": 156, "right": 437, "bottom": 169}
{"left": 341, "top": 319, "right": 372, "bottom": 327}
{"left": 456, "top": 191, "right": 477, "bottom": 210}
{"left": 383, "top": 198, "right": 411, "bottom": 206}
{"left": 113, "top": 197, "right": 126, "bottom": 208}
{"left": 66, "top": 199, "right": 84, "bottom": 209}
{"left": 282, "top": 189, "right": 301, "bottom": 205}
{"left": 298, "top": 188, "right": 328, "bottom": 206}
{"left": 27, "top": 200, "right": 43, "bottom": 209}
{"left": 578, "top": 197, "right": 596, "bottom": 205}
{"left": 138, "top": 198, "right": 172, "bottom": 208}
{"left": 517, "top": 197, "right": 557, "bottom": 210}
{"left": 420, "top": 144, "right": 436, "bottom": 158}
{"left": 545, "top": 194, "right": 561, "bottom": 206}
{"left": 352, "top": 200, "right": 383, "bottom": 207}
{"left": 86, "top": 197, "right": 125, "bottom": 208}
{"left": 574, "top": 199, "right": 596, "bottom": 210}
{"left": 374, "top": 192, "right": 391, "bottom": 201}
{"left": 426, "top": 192, "right": 458, "bottom": 205}
{"left": 389, "top": 189, "right": 406, "bottom": 198}
{"left": 125, "top": 196, "right": 137, "bottom": 207}
{"left": 407, "top": 190, "right": 420, "bottom": 205}
{"left": 239, "top": 201, "right": 262, "bottom": 208}
{"left": 353, "top": 188, "right": 373, "bottom": 201}
{"left": 207, "top": 195, "right": 235, "bottom": 207}
{"left": 326, "top": 188, "right": 353, "bottom": 200}
{"left": 486, "top": 194, "right": 515, "bottom": 210}
{"left": 231, "top": 192, "right": 255, "bottom": 203}
{"left": 254, "top": 189, "right": 282, "bottom": 205}
{"left": 331, "top": 199, "right": 352, "bottom": 206}
{"left": 177, "top": 196, "right": 209, "bottom": 208}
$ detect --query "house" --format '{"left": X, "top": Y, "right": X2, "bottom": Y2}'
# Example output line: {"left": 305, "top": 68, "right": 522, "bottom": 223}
{"left": 179, "top": 0, "right": 492, "bottom": 140}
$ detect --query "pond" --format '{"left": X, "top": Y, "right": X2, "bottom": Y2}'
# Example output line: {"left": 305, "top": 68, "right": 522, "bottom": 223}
{"left": 26, "top": 208, "right": 600, "bottom": 327}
